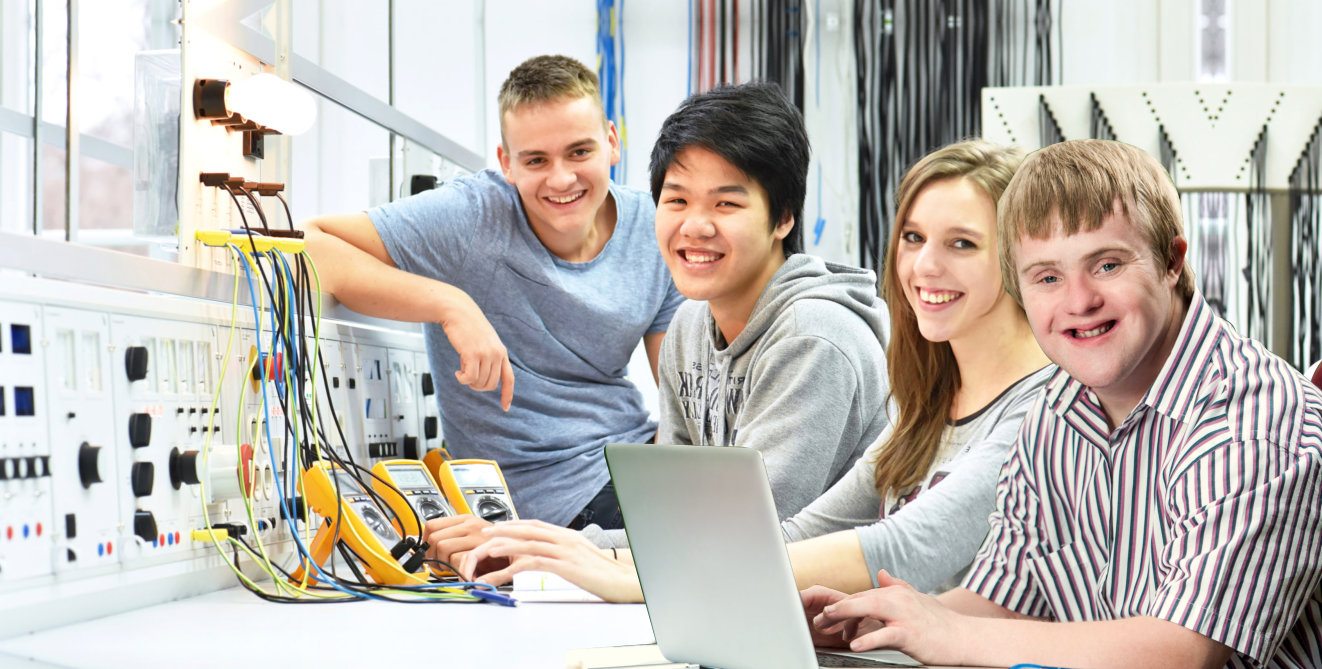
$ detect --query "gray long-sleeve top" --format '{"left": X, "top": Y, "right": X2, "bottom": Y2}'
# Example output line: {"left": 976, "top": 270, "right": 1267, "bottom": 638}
{"left": 780, "top": 366, "right": 1054, "bottom": 593}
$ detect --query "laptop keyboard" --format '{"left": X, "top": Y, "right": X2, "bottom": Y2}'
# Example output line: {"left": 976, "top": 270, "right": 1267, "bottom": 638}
{"left": 814, "top": 650, "right": 921, "bottom": 667}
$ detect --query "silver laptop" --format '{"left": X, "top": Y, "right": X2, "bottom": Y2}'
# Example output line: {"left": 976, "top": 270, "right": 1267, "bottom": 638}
{"left": 605, "top": 443, "right": 922, "bottom": 669}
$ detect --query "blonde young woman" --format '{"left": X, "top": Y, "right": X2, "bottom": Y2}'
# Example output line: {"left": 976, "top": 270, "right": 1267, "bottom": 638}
{"left": 461, "top": 140, "right": 1053, "bottom": 602}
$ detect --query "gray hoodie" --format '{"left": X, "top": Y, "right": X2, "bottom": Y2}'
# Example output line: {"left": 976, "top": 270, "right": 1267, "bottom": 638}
{"left": 656, "top": 253, "right": 891, "bottom": 519}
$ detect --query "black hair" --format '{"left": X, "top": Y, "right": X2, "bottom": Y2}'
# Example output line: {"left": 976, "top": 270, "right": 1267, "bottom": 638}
{"left": 649, "top": 82, "right": 809, "bottom": 256}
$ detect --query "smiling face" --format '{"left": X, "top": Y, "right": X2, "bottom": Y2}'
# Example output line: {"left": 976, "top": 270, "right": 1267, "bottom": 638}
{"left": 496, "top": 95, "right": 620, "bottom": 257}
{"left": 1014, "top": 209, "right": 1188, "bottom": 422}
{"left": 895, "top": 178, "right": 1013, "bottom": 346}
{"left": 656, "top": 146, "right": 792, "bottom": 338}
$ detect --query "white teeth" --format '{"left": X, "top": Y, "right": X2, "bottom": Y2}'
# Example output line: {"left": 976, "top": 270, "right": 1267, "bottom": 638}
{"left": 685, "top": 251, "right": 720, "bottom": 263}
{"left": 919, "top": 289, "right": 960, "bottom": 304}
{"left": 1076, "top": 323, "right": 1112, "bottom": 338}
{"left": 548, "top": 192, "right": 584, "bottom": 204}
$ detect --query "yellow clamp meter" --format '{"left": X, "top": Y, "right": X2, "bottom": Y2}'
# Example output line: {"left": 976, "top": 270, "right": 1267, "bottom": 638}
{"left": 430, "top": 458, "right": 518, "bottom": 523}
{"left": 370, "top": 459, "right": 456, "bottom": 537}
{"left": 293, "top": 461, "right": 427, "bottom": 587}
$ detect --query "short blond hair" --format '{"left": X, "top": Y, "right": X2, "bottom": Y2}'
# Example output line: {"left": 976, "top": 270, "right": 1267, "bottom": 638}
{"left": 497, "top": 55, "right": 604, "bottom": 141}
{"left": 997, "top": 139, "right": 1194, "bottom": 304}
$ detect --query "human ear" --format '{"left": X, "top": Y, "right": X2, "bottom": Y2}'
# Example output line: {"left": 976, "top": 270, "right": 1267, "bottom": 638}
{"left": 497, "top": 144, "right": 514, "bottom": 184}
{"left": 1168, "top": 236, "right": 1188, "bottom": 277}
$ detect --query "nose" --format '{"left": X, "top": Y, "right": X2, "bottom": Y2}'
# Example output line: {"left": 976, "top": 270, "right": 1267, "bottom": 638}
{"left": 912, "top": 242, "right": 941, "bottom": 277}
{"left": 1064, "top": 274, "right": 1103, "bottom": 314}
{"left": 678, "top": 210, "right": 716, "bottom": 239}
{"left": 547, "top": 161, "right": 576, "bottom": 191}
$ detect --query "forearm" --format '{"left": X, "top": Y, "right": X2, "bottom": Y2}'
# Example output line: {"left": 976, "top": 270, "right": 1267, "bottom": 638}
{"left": 950, "top": 615, "right": 1232, "bottom": 669}
{"left": 787, "top": 530, "right": 873, "bottom": 593}
{"left": 303, "top": 226, "right": 470, "bottom": 325}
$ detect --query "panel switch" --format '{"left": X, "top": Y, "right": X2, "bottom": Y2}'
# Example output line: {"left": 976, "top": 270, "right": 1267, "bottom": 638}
{"left": 125, "top": 346, "right": 149, "bottom": 382}
{"left": 131, "top": 462, "right": 155, "bottom": 497}
{"left": 128, "top": 413, "right": 152, "bottom": 448}
{"left": 78, "top": 442, "right": 104, "bottom": 488}
{"left": 420, "top": 372, "right": 434, "bottom": 396}
{"left": 424, "top": 416, "right": 438, "bottom": 440}
{"left": 133, "top": 510, "right": 158, "bottom": 543}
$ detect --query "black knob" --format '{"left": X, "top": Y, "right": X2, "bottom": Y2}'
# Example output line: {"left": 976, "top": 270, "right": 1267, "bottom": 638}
{"left": 128, "top": 413, "right": 152, "bottom": 448}
{"left": 420, "top": 372, "right": 434, "bottom": 396}
{"left": 125, "top": 346, "right": 149, "bottom": 382}
{"left": 424, "top": 416, "right": 438, "bottom": 440}
{"left": 169, "top": 448, "right": 201, "bottom": 489}
{"left": 133, "top": 510, "right": 157, "bottom": 543}
{"left": 130, "top": 462, "right": 155, "bottom": 497}
{"left": 79, "top": 443, "right": 104, "bottom": 488}
{"left": 402, "top": 435, "right": 419, "bottom": 461}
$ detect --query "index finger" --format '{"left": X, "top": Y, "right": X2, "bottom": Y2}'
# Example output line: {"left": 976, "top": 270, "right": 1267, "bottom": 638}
{"left": 499, "top": 357, "right": 515, "bottom": 411}
{"left": 424, "top": 514, "right": 471, "bottom": 534}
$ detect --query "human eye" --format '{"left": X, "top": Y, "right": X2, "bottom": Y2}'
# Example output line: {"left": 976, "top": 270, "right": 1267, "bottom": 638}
{"left": 571, "top": 148, "right": 592, "bottom": 158}
{"left": 524, "top": 157, "right": 545, "bottom": 167}
{"left": 1099, "top": 260, "right": 1120, "bottom": 273}
{"left": 951, "top": 238, "right": 977, "bottom": 250}
{"left": 717, "top": 200, "right": 744, "bottom": 209}
{"left": 901, "top": 231, "right": 923, "bottom": 244}
{"left": 664, "top": 197, "right": 687, "bottom": 207}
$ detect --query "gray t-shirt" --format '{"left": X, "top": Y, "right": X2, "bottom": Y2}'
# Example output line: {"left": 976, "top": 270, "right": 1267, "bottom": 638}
{"left": 369, "top": 169, "right": 685, "bottom": 525}
{"left": 780, "top": 365, "right": 1053, "bottom": 593}
{"left": 583, "top": 255, "right": 891, "bottom": 549}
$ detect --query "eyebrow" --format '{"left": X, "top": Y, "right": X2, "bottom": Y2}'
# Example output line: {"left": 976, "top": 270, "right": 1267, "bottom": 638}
{"left": 1018, "top": 245, "right": 1138, "bottom": 275}
{"left": 901, "top": 221, "right": 987, "bottom": 239}
{"left": 516, "top": 138, "right": 598, "bottom": 159}
{"left": 660, "top": 182, "right": 750, "bottom": 196}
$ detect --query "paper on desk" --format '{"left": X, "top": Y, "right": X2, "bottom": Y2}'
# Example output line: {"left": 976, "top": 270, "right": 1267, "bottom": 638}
{"left": 511, "top": 570, "right": 605, "bottom": 603}
{"left": 565, "top": 643, "right": 696, "bottom": 668}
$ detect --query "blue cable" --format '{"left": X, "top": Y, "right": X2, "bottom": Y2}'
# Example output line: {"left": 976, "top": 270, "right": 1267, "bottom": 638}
{"left": 617, "top": 0, "right": 627, "bottom": 183}
{"left": 814, "top": 164, "right": 825, "bottom": 246}
{"left": 233, "top": 246, "right": 377, "bottom": 601}
{"left": 235, "top": 247, "right": 483, "bottom": 602}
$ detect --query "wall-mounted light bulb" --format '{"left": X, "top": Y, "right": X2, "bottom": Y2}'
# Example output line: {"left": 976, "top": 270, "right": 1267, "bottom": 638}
{"left": 193, "top": 73, "right": 316, "bottom": 136}
{"left": 224, "top": 73, "right": 316, "bottom": 136}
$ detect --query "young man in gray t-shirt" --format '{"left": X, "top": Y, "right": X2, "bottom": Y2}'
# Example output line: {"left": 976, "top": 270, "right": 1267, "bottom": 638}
{"left": 302, "top": 56, "right": 683, "bottom": 533}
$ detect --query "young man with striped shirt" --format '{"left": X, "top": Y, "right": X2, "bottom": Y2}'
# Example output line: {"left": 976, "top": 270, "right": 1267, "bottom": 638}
{"left": 809, "top": 140, "right": 1322, "bottom": 668}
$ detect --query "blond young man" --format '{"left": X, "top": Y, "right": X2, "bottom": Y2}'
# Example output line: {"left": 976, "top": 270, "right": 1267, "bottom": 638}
{"left": 302, "top": 55, "right": 684, "bottom": 529}
{"left": 810, "top": 140, "right": 1322, "bottom": 668}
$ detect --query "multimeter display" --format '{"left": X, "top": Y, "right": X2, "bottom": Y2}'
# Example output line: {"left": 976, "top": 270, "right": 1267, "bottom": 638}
{"left": 385, "top": 465, "right": 432, "bottom": 489}
{"left": 450, "top": 464, "right": 502, "bottom": 488}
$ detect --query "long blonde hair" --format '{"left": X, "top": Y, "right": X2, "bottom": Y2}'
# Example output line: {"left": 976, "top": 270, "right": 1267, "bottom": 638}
{"left": 873, "top": 140, "right": 1024, "bottom": 497}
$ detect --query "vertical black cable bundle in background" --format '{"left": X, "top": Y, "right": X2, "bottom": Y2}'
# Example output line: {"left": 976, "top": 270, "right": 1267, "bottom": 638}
{"left": 1195, "top": 193, "right": 1230, "bottom": 318}
{"left": 1038, "top": 94, "right": 1063, "bottom": 147}
{"left": 1243, "top": 127, "right": 1271, "bottom": 345}
{"left": 1158, "top": 125, "right": 1177, "bottom": 177}
{"left": 1290, "top": 119, "right": 1322, "bottom": 368}
{"left": 1088, "top": 93, "right": 1116, "bottom": 141}
{"left": 851, "top": 0, "right": 1053, "bottom": 273}
{"left": 753, "top": 0, "right": 804, "bottom": 109}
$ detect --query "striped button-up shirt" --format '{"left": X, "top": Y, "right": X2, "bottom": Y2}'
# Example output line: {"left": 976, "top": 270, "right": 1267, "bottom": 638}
{"left": 964, "top": 293, "right": 1322, "bottom": 668}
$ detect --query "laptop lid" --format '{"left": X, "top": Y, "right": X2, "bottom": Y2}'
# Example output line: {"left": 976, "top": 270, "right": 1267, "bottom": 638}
{"left": 605, "top": 443, "right": 819, "bottom": 669}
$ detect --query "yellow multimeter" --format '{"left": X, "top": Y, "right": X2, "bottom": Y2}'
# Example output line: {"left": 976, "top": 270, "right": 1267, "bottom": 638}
{"left": 370, "top": 459, "right": 456, "bottom": 538}
{"left": 294, "top": 461, "right": 427, "bottom": 586}
{"left": 433, "top": 459, "right": 518, "bottom": 523}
